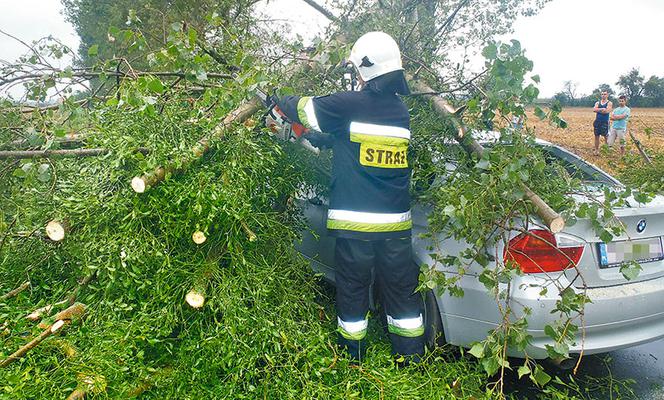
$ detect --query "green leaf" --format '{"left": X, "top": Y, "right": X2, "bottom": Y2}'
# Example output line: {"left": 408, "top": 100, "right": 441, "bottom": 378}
{"left": 482, "top": 43, "right": 497, "bottom": 60}
{"left": 532, "top": 366, "right": 551, "bottom": 386}
{"left": 468, "top": 343, "right": 484, "bottom": 358}
{"left": 476, "top": 159, "right": 491, "bottom": 170}
{"left": 54, "top": 127, "right": 66, "bottom": 138}
{"left": 87, "top": 44, "right": 99, "bottom": 57}
{"left": 531, "top": 74, "right": 540, "bottom": 83}
{"left": 518, "top": 364, "right": 531, "bottom": 379}
{"left": 620, "top": 261, "right": 642, "bottom": 281}
{"left": 147, "top": 78, "right": 165, "bottom": 94}
{"left": 533, "top": 107, "right": 546, "bottom": 120}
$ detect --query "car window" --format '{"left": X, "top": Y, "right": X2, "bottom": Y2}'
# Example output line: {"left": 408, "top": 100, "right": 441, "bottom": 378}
{"left": 539, "top": 145, "right": 617, "bottom": 187}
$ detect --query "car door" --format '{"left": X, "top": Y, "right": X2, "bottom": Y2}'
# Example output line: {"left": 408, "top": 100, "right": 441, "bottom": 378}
{"left": 295, "top": 195, "right": 337, "bottom": 282}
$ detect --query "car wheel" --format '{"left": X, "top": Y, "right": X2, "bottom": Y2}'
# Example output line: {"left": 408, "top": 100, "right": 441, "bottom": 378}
{"left": 423, "top": 289, "right": 445, "bottom": 350}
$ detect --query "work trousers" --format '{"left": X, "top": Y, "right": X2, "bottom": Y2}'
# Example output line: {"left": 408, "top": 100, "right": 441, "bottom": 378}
{"left": 335, "top": 237, "right": 424, "bottom": 360}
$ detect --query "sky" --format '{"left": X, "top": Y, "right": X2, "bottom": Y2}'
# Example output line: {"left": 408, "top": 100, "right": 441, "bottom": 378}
{"left": 1, "top": 0, "right": 662, "bottom": 98}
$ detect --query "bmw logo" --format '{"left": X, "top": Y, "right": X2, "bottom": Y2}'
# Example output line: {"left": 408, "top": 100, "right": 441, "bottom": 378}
{"left": 636, "top": 219, "right": 647, "bottom": 233}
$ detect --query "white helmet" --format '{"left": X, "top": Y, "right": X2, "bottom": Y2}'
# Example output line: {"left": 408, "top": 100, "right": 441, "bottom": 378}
{"left": 348, "top": 31, "right": 403, "bottom": 82}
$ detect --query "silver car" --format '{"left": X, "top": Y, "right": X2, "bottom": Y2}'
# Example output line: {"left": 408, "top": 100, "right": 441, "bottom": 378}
{"left": 296, "top": 135, "right": 664, "bottom": 360}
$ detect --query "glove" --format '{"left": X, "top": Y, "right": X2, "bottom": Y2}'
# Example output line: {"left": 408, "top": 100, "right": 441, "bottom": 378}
{"left": 305, "top": 131, "right": 333, "bottom": 150}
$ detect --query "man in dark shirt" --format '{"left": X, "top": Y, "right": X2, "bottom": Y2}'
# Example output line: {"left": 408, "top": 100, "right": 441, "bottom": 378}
{"left": 592, "top": 90, "right": 613, "bottom": 155}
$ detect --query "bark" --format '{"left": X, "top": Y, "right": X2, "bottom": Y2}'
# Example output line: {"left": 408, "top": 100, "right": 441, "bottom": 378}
{"left": 240, "top": 220, "right": 257, "bottom": 242}
{"left": 1, "top": 280, "right": 30, "bottom": 301}
{"left": 1, "top": 134, "right": 88, "bottom": 150}
{"left": 66, "top": 388, "right": 86, "bottom": 400}
{"left": 302, "top": 0, "right": 339, "bottom": 22}
{"left": 629, "top": 131, "right": 653, "bottom": 165}
{"left": 131, "top": 97, "right": 262, "bottom": 193}
{"left": 53, "top": 302, "right": 87, "bottom": 323}
{"left": 0, "top": 320, "right": 65, "bottom": 368}
{"left": 26, "top": 300, "right": 68, "bottom": 321}
{"left": 0, "top": 147, "right": 149, "bottom": 159}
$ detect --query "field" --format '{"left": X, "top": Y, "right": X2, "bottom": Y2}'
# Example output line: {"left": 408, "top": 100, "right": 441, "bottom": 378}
{"left": 527, "top": 107, "right": 664, "bottom": 176}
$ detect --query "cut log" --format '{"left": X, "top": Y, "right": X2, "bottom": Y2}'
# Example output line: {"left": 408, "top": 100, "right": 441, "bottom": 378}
{"left": 131, "top": 97, "right": 262, "bottom": 193}
{"left": 240, "top": 220, "right": 257, "bottom": 242}
{"left": 1, "top": 303, "right": 86, "bottom": 367}
{"left": 1, "top": 133, "right": 89, "bottom": 150}
{"left": 45, "top": 220, "right": 68, "bottom": 242}
{"left": 0, "top": 320, "right": 63, "bottom": 368}
{"left": 185, "top": 268, "right": 214, "bottom": 309}
{"left": 522, "top": 185, "right": 565, "bottom": 234}
{"left": 1, "top": 280, "right": 30, "bottom": 301}
{"left": 66, "top": 388, "right": 86, "bottom": 400}
{"left": 629, "top": 131, "right": 653, "bottom": 165}
{"left": 185, "top": 289, "right": 206, "bottom": 309}
{"left": 53, "top": 302, "right": 87, "bottom": 323}
{"left": 26, "top": 300, "right": 67, "bottom": 321}
{"left": 0, "top": 147, "right": 149, "bottom": 159}
{"left": 192, "top": 231, "right": 207, "bottom": 245}
{"left": 409, "top": 77, "right": 565, "bottom": 233}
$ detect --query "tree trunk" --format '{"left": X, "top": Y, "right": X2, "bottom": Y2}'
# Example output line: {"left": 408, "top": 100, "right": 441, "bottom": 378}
{"left": 0, "top": 320, "right": 65, "bottom": 368}
{"left": 131, "top": 97, "right": 262, "bottom": 193}
{"left": 629, "top": 131, "right": 653, "bottom": 165}
{"left": 1, "top": 281, "right": 30, "bottom": 300}
{"left": 0, "top": 147, "right": 149, "bottom": 159}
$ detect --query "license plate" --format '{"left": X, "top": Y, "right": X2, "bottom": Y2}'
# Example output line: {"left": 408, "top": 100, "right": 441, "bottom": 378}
{"left": 598, "top": 237, "right": 664, "bottom": 268}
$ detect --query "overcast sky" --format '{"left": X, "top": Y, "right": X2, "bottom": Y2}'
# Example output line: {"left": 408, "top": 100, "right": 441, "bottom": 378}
{"left": 1, "top": 0, "right": 662, "bottom": 98}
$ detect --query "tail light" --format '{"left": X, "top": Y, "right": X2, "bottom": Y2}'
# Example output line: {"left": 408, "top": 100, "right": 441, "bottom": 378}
{"left": 504, "top": 229, "right": 585, "bottom": 273}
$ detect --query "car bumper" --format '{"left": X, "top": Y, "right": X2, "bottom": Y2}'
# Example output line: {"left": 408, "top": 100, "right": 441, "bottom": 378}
{"left": 438, "top": 273, "right": 664, "bottom": 359}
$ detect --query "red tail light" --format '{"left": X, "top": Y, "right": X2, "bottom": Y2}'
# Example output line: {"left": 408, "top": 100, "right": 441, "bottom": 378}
{"left": 503, "top": 229, "right": 584, "bottom": 273}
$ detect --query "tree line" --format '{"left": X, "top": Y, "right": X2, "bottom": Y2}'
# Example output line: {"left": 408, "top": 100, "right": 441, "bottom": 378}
{"left": 552, "top": 68, "right": 664, "bottom": 107}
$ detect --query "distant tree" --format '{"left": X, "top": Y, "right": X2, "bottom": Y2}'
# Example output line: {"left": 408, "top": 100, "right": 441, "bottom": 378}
{"left": 553, "top": 91, "right": 570, "bottom": 106}
{"left": 61, "top": 0, "right": 259, "bottom": 66}
{"left": 617, "top": 68, "right": 644, "bottom": 104}
{"left": 562, "top": 80, "right": 578, "bottom": 101}
{"left": 643, "top": 75, "right": 664, "bottom": 107}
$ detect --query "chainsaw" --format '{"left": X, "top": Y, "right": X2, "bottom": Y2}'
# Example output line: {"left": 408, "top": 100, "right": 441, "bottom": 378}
{"left": 255, "top": 88, "right": 321, "bottom": 155}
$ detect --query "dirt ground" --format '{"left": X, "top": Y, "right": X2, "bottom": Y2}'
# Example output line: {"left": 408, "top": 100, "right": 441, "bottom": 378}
{"left": 526, "top": 107, "right": 664, "bottom": 175}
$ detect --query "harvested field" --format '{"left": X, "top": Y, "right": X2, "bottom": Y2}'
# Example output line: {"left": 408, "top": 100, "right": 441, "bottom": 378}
{"left": 527, "top": 107, "right": 664, "bottom": 175}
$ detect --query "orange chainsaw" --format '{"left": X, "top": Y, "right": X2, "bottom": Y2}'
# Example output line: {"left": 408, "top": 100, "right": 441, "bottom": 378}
{"left": 256, "top": 88, "right": 320, "bottom": 155}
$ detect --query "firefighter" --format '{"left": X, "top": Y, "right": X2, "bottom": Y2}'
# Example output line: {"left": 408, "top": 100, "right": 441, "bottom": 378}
{"left": 274, "top": 31, "right": 424, "bottom": 362}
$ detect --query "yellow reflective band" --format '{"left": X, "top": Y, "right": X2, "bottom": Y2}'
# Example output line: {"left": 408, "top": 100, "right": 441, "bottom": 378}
{"left": 350, "top": 133, "right": 409, "bottom": 146}
{"left": 350, "top": 122, "right": 410, "bottom": 140}
{"left": 296, "top": 96, "right": 320, "bottom": 131}
{"left": 359, "top": 142, "right": 408, "bottom": 169}
{"left": 387, "top": 314, "right": 424, "bottom": 338}
{"left": 327, "top": 219, "right": 412, "bottom": 233}
{"left": 337, "top": 317, "right": 368, "bottom": 340}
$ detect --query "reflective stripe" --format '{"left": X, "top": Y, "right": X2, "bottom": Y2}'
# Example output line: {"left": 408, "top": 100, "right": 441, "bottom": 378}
{"left": 296, "top": 96, "right": 321, "bottom": 131}
{"left": 351, "top": 133, "right": 409, "bottom": 146}
{"left": 337, "top": 317, "right": 368, "bottom": 340}
{"left": 387, "top": 314, "right": 424, "bottom": 338}
{"left": 327, "top": 209, "right": 412, "bottom": 233}
{"left": 328, "top": 209, "right": 411, "bottom": 224}
{"left": 350, "top": 122, "right": 410, "bottom": 140}
{"left": 327, "top": 219, "right": 412, "bottom": 232}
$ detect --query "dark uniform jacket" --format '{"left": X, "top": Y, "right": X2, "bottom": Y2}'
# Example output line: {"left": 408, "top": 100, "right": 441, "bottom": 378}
{"left": 277, "top": 83, "right": 411, "bottom": 240}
